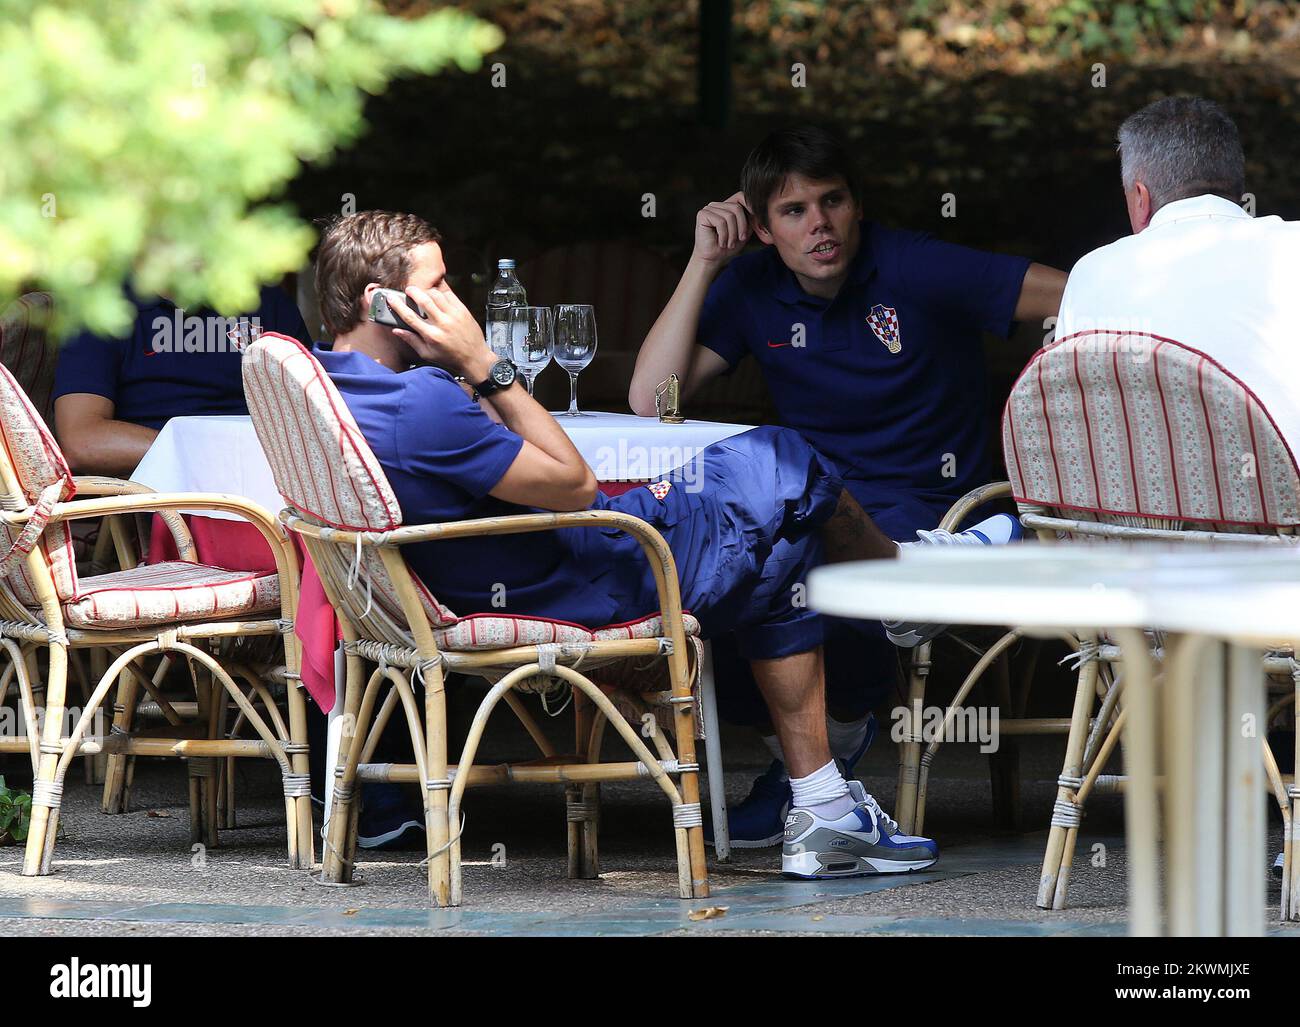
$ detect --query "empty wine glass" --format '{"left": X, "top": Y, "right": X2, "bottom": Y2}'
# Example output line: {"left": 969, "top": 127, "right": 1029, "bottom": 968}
{"left": 553, "top": 304, "right": 598, "bottom": 416}
{"left": 508, "top": 305, "right": 554, "bottom": 397}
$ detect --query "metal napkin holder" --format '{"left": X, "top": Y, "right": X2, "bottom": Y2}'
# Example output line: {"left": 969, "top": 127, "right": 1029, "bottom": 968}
{"left": 655, "top": 374, "right": 685, "bottom": 423}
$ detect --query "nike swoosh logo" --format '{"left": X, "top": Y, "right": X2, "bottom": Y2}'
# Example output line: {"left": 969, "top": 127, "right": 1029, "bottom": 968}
{"left": 766, "top": 340, "right": 791, "bottom": 348}
{"left": 848, "top": 808, "right": 881, "bottom": 844}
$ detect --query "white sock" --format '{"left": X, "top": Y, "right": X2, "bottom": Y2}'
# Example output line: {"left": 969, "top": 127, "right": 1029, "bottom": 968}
{"left": 790, "top": 759, "right": 853, "bottom": 818}
{"left": 900, "top": 512, "right": 1019, "bottom": 549}
{"left": 826, "top": 711, "right": 873, "bottom": 765}
{"left": 761, "top": 734, "right": 789, "bottom": 780}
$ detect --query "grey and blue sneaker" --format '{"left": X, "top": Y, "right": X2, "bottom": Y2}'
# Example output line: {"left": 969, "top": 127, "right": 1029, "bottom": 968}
{"left": 782, "top": 780, "right": 938, "bottom": 878}
{"left": 704, "top": 714, "right": 877, "bottom": 850}
{"left": 885, "top": 513, "right": 1024, "bottom": 648}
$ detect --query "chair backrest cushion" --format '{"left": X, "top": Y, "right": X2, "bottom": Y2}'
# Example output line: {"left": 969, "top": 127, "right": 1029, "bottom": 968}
{"left": 1003, "top": 331, "right": 1300, "bottom": 528}
{"left": 0, "top": 361, "right": 77, "bottom": 604}
{"left": 242, "top": 334, "right": 457, "bottom": 625}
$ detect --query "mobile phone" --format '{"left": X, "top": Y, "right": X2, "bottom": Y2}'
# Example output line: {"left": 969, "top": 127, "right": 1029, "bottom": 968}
{"left": 368, "top": 287, "right": 428, "bottom": 327}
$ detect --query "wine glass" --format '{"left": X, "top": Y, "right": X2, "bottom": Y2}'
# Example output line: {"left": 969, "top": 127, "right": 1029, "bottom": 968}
{"left": 508, "top": 305, "right": 554, "bottom": 397}
{"left": 553, "top": 304, "right": 598, "bottom": 416}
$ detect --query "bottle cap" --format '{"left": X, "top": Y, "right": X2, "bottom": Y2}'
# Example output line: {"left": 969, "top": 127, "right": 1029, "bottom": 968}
{"left": 497, "top": 258, "right": 516, "bottom": 270}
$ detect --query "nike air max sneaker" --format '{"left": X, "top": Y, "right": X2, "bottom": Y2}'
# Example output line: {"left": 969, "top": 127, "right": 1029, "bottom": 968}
{"left": 704, "top": 714, "right": 878, "bottom": 850}
{"left": 781, "top": 780, "right": 938, "bottom": 878}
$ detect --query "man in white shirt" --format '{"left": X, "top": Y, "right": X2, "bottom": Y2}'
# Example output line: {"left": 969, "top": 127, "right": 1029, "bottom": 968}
{"left": 1055, "top": 95, "right": 1300, "bottom": 447}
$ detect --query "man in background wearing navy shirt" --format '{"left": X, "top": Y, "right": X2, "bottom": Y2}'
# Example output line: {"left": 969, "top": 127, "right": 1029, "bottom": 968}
{"left": 630, "top": 126, "right": 1064, "bottom": 847}
{"left": 53, "top": 286, "right": 310, "bottom": 474}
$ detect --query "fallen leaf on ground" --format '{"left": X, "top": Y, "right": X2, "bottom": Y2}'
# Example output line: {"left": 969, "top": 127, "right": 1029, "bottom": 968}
{"left": 687, "top": 905, "right": 728, "bottom": 921}
{"left": 145, "top": 809, "right": 171, "bottom": 818}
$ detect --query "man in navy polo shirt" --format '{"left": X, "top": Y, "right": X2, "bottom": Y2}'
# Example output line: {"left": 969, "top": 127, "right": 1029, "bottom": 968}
{"left": 305, "top": 210, "right": 967, "bottom": 876}
{"left": 53, "top": 286, "right": 310, "bottom": 474}
{"left": 630, "top": 126, "right": 1063, "bottom": 846}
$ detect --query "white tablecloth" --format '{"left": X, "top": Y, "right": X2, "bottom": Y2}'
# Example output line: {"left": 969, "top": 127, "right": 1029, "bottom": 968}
{"left": 131, "top": 415, "right": 284, "bottom": 521}
{"left": 543, "top": 410, "right": 754, "bottom": 481}
{"left": 131, "top": 411, "right": 757, "bottom": 517}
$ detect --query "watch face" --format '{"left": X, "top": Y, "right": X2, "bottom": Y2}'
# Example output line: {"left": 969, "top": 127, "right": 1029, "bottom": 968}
{"left": 491, "top": 360, "right": 516, "bottom": 386}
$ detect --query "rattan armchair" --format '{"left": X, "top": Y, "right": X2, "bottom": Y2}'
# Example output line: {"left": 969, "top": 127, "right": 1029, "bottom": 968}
{"left": 0, "top": 362, "right": 312, "bottom": 875}
{"left": 242, "top": 333, "right": 710, "bottom": 907}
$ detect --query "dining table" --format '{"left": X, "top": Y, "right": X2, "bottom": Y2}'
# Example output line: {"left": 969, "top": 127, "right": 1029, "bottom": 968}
{"left": 809, "top": 544, "right": 1297, "bottom": 937}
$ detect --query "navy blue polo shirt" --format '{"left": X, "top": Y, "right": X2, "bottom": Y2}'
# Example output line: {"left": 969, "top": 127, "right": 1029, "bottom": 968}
{"left": 698, "top": 223, "right": 1030, "bottom": 529}
{"left": 316, "top": 348, "right": 623, "bottom": 627}
{"left": 53, "top": 287, "right": 310, "bottom": 429}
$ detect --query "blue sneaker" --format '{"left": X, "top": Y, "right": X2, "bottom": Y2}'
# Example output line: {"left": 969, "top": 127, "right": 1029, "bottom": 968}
{"left": 356, "top": 784, "right": 425, "bottom": 851}
{"left": 885, "top": 513, "right": 1024, "bottom": 648}
{"left": 705, "top": 759, "right": 790, "bottom": 849}
{"left": 782, "top": 780, "right": 938, "bottom": 878}
{"left": 705, "top": 714, "right": 877, "bottom": 850}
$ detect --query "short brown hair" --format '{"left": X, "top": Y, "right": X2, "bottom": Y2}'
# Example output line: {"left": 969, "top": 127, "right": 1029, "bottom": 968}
{"left": 741, "top": 126, "right": 861, "bottom": 227}
{"left": 315, "top": 211, "right": 441, "bottom": 337}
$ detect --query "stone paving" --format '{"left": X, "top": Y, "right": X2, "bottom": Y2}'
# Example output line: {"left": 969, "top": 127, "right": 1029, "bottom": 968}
{"left": 0, "top": 714, "right": 1293, "bottom": 937}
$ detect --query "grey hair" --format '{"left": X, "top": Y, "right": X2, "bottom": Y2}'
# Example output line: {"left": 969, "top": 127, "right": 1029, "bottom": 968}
{"left": 1117, "top": 96, "right": 1245, "bottom": 212}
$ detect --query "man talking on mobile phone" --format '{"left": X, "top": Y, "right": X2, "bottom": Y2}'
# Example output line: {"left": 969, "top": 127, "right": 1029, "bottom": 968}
{"left": 629, "top": 125, "right": 1066, "bottom": 849}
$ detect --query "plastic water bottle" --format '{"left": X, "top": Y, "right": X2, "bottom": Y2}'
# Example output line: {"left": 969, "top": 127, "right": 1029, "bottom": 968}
{"left": 486, "top": 259, "right": 527, "bottom": 358}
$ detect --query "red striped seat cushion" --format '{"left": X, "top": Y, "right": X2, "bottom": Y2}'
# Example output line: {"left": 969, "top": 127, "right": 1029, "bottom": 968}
{"left": 62, "top": 561, "right": 279, "bottom": 629}
{"left": 433, "top": 611, "right": 701, "bottom": 651}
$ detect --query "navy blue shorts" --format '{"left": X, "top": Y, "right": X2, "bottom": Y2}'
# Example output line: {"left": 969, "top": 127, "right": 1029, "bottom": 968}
{"left": 575, "top": 426, "right": 843, "bottom": 661}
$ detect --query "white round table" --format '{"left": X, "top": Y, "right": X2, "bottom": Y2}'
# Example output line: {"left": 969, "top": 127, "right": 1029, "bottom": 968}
{"left": 810, "top": 546, "right": 1300, "bottom": 937}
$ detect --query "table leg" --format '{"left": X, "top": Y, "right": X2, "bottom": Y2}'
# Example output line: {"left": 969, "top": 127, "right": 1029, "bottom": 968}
{"left": 698, "top": 641, "right": 731, "bottom": 862}
{"left": 1169, "top": 635, "right": 1221, "bottom": 935}
{"left": 1224, "top": 642, "right": 1265, "bottom": 937}
{"left": 322, "top": 646, "right": 345, "bottom": 836}
{"left": 1114, "top": 628, "right": 1162, "bottom": 936}
{"left": 1121, "top": 631, "right": 1266, "bottom": 937}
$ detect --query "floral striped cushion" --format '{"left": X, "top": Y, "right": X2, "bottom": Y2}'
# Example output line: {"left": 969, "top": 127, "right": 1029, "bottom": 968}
{"left": 0, "top": 359, "right": 78, "bottom": 606}
{"left": 1003, "top": 331, "right": 1300, "bottom": 527}
{"left": 433, "top": 611, "right": 700, "bottom": 652}
{"left": 243, "top": 333, "right": 456, "bottom": 627}
{"left": 62, "top": 561, "right": 280, "bottom": 629}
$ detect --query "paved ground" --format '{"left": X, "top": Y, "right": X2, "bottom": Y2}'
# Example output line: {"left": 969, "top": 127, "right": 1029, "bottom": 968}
{"left": 3, "top": 710, "right": 1295, "bottom": 938}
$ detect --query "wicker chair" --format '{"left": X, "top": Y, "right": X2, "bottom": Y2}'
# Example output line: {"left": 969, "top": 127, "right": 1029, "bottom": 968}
{"left": 0, "top": 361, "right": 313, "bottom": 875}
{"left": 241, "top": 333, "right": 710, "bottom": 907}
{"left": 1005, "top": 329, "right": 1298, "bottom": 916}
{"left": 899, "top": 329, "right": 1298, "bottom": 917}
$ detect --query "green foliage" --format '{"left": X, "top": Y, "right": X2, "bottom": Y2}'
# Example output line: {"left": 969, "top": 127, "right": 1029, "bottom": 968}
{"left": 0, "top": 776, "right": 32, "bottom": 844}
{"left": 0, "top": 0, "right": 502, "bottom": 339}
{"left": 903, "top": 0, "right": 1250, "bottom": 56}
